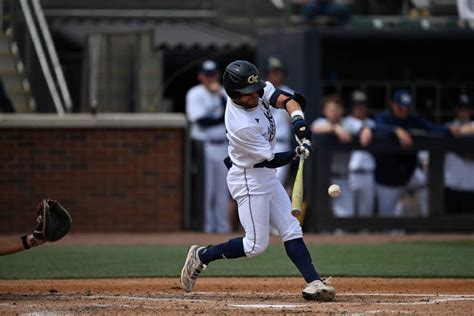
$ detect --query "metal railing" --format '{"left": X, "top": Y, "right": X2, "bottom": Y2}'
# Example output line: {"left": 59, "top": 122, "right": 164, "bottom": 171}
{"left": 307, "top": 134, "right": 474, "bottom": 232}
{"left": 31, "top": 0, "right": 71, "bottom": 112}
{"left": 2, "top": 0, "right": 72, "bottom": 115}
{"left": 321, "top": 80, "right": 474, "bottom": 123}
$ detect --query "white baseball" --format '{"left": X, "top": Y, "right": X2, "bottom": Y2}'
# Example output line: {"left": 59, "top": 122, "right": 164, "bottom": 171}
{"left": 328, "top": 184, "right": 341, "bottom": 197}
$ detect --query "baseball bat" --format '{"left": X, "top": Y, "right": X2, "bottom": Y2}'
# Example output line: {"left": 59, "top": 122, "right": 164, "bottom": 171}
{"left": 291, "top": 156, "right": 305, "bottom": 217}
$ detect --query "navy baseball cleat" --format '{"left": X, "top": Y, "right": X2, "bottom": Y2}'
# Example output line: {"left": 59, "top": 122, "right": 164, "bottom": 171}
{"left": 180, "top": 245, "right": 207, "bottom": 292}
{"left": 302, "top": 279, "right": 336, "bottom": 301}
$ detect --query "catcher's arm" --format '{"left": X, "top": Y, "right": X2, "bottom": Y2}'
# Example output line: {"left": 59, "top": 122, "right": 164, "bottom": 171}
{"left": 14, "top": 199, "right": 71, "bottom": 253}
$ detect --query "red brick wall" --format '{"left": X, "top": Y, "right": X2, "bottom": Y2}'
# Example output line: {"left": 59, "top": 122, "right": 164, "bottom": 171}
{"left": 0, "top": 128, "right": 183, "bottom": 232}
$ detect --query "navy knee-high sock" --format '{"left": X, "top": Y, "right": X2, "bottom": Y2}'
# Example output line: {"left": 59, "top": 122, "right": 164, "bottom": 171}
{"left": 199, "top": 237, "right": 246, "bottom": 265}
{"left": 284, "top": 238, "right": 320, "bottom": 283}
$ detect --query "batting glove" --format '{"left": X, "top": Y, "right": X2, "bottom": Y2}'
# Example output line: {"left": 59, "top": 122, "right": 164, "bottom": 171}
{"left": 292, "top": 118, "right": 312, "bottom": 145}
{"left": 295, "top": 140, "right": 312, "bottom": 160}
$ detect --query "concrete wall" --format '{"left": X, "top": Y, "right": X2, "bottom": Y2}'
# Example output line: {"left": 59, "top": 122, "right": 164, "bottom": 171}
{"left": 0, "top": 113, "right": 186, "bottom": 232}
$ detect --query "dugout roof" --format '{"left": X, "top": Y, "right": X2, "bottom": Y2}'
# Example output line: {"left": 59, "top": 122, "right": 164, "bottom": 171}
{"left": 48, "top": 19, "right": 255, "bottom": 50}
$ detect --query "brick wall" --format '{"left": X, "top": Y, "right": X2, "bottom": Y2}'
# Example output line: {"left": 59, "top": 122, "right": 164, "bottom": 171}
{"left": 0, "top": 117, "right": 185, "bottom": 232}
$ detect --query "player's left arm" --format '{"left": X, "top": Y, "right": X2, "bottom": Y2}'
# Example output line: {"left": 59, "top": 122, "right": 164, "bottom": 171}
{"left": 274, "top": 91, "right": 311, "bottom": 153}
{"left": 262, "top": 82, "right": 311, "bottom": 158}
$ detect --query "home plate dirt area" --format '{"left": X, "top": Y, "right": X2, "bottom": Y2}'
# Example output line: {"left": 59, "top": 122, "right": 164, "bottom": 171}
{"left": 0, "top": 278, "right": 473, "bottom": 314}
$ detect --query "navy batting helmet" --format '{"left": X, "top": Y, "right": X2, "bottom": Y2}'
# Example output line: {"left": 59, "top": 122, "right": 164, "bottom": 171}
{"left": 223, "top": 60, "right": 266, "bottom": 100}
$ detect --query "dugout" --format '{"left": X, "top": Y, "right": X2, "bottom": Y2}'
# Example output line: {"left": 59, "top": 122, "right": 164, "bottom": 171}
{"left": 257, "top": 27, "right": 474, "bottom": 232}
{"left": 257, "top": 27, "right": 474, "bottom": 123}
{"left": 308, "top": 134, "right": 474, "bottom": 233}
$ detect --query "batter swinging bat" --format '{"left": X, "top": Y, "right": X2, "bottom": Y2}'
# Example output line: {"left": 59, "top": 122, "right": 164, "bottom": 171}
{"left": 291, "top": 156, "right": 305, "bottom": 217}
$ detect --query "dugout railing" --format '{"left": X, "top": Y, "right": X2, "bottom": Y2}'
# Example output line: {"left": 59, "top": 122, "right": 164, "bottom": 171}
{"left": 306, "top": 134, "right": 474, "bottom": 232}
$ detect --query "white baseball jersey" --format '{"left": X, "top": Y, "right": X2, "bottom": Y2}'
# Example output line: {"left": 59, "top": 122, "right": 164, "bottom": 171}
{"left": 186, "top": 83, "right": 230, "bottom": 233}
{"left": 444, "top": 119, "right": 474, "bottom": 191}
{"left": 224, "top": 80, "right": 303, "bottom": 256}
{"left": 225, "top": 81, "right": 278, "bottom": 169}
{"left": 186, "top": 84, "right": 227, "bottom": 141}
{"left": 343, "top": 115, "right": 376, "bottom": 171}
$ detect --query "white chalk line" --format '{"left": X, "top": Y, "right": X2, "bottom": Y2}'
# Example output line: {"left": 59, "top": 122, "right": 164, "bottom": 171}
{"left": 229, "top": 303, "right": 307, "bottom": 309}
{"left": 192, "top": 291, "right": 474, "bottom": 299}
{"left": 355, "top": 310, "right": 413, "bottom": 315}
{"left": 2, "top": 292, "right": 473, "bottom": 311}
{"left": 341, "top": 292, "right": 474, "bottom": 298}
{"left": 375, "top": 297, "right": 474, "bottom": 305}
{"left": 43, "top": 293, "right": 474, "bottom": 308}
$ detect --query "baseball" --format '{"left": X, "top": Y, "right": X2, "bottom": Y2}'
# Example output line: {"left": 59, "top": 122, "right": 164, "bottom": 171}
{"left": 328, "top": 184, "right": 341, "bottom": 197}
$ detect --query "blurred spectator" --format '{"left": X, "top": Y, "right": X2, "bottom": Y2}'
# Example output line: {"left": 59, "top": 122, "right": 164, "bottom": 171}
{"left": 302, "top": 0, "right": 350, "bottom": 25}
{"left": 359, "top": 90, "right": 459, "bottom": 217}
{"left": 0, "top": 78, "right": 14, "bottom": 113}
{"left": 444, "top": 94, "right": 474, "bottom": 214}
{"left": 343, "top": 90, "right": 376, "bottom": 217}
{"left": 265, "top": 56, "right": 293, "bottom": 186}
{"left": 185, "top": 60, "right": 231, "bottom": 233}
{"left": 312, "top": 95, "right": 353, "bottom": 217}
{"left": 409, "top": 0, "right": 431, "bottom": 17}
{"left": 457, "top": 0, "right": 474, "bottom": 24}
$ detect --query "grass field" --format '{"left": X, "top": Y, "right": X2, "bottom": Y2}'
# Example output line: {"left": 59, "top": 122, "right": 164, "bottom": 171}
{"left": 1, "top": 240, "right": 473, "bottom": 279}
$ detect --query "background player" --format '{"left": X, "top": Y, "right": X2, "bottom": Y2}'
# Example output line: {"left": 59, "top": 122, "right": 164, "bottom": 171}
{"left": 359, "top": 90, "right": 460, "bottom": 216}
{"left": 265, "top": 56, "right": 293, "bottom": 186}
{"left": 311, "top": 95, "right": 353, "bottom": 217}
{"left": 444, "top": 94, "right": 474, "bottom": 213}
{"left": 185, "top": 60, "right": 231, "bottom": 233}
{"left": 343, "top": 90, "right": 376, "bottom": 217}
{"left": 180, "top": 60, "right": 336, "bottom": 301}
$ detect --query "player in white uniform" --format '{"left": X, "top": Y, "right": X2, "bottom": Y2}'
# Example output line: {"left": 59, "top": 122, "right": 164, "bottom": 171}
{"left": 311, "top": 95, "right": 353, "bottom": 217}
{"left": 186, "top": 60, "right": 230, "bottom": 233}
{"left": 265, "top": 56, "right": 294, "bottom": 185}
{"left": 180, "top": 60, "right": 336, "bottom": 301}
{"left": 444, "top": 94, "right": 474, "bottom": 213}
{"left": 343, "top": 90, "right": 376, "bottom": 217}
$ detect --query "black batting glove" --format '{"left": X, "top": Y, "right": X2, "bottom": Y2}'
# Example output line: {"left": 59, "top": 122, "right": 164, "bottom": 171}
{"left": 292, "top": 118, "right": 312, "bottom": 144}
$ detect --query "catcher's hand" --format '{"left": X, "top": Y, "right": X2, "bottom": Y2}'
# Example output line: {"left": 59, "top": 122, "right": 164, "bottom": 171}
{"left": 34, "top": 199, "right": 72, "bottom": 242}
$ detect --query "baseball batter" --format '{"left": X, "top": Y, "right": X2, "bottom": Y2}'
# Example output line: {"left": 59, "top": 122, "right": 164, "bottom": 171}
{"left": 180, "top": 60, "right": 336, "bottom": 301}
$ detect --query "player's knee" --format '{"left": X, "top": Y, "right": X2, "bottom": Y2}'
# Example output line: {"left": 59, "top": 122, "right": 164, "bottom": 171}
{"left": 280, "top": 222, "right": 303, "bottom": 243}
{"left": 245, "top": 237, "right": 269, "bottom": 257}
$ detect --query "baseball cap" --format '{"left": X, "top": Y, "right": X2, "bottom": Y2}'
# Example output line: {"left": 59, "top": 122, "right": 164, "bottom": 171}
{"left": 266, "top": 56, "right": 285, "bottom": 72}
{"left": 393, "top": 90, "right": 413, "bottom": 108}
{"left": 351, "top": 90, "right": 367, "bottom": 105}
{"left": 199, "top": 60, "right": 219, "bottom": 75}
{"left": 456, "top": 94, "right": 471, "bottom": 108}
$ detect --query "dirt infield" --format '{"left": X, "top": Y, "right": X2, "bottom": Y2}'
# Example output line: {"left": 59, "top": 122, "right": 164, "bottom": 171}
{"left": 0, "top": 278, "right": 473, "bottom": 315}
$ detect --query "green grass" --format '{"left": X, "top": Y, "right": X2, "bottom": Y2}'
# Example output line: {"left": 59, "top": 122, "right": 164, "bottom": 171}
{"left": 0, "top": 241, "right": 472, "bottom": 279}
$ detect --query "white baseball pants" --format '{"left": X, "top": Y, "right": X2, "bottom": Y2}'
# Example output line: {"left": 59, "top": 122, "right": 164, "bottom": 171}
{"left": 227, "top": 167, "right": 303, "bottom": 257}
{"left": 330, "top": 177, "right": 354, "bottom": 217}
{"left": 348, "top": 172, "right": 375, "bottom": 217}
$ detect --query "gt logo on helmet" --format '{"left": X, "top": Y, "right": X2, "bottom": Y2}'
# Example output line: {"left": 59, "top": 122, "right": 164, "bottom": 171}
{"left": 247, "top": 75, "right": 259, "bottom": 84}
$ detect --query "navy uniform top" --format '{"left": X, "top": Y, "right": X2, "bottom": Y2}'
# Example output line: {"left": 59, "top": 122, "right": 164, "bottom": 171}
{"left": 373, "top": 111, "right": 450, "bottom": 186}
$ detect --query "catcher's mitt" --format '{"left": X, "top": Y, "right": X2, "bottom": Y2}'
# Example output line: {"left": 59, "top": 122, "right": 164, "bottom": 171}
{"left": 35, "top": 199, "right": 72, "bottom": 242}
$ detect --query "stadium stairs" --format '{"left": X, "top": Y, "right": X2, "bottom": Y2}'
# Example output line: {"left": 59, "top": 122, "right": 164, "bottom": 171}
{"left": 0, "top": 28, "right": 35, "bottom": 113}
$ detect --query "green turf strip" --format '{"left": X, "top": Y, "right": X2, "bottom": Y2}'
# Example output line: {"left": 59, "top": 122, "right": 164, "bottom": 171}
{"left": 0, "top": 241, "right": 472, "bottom": 279}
